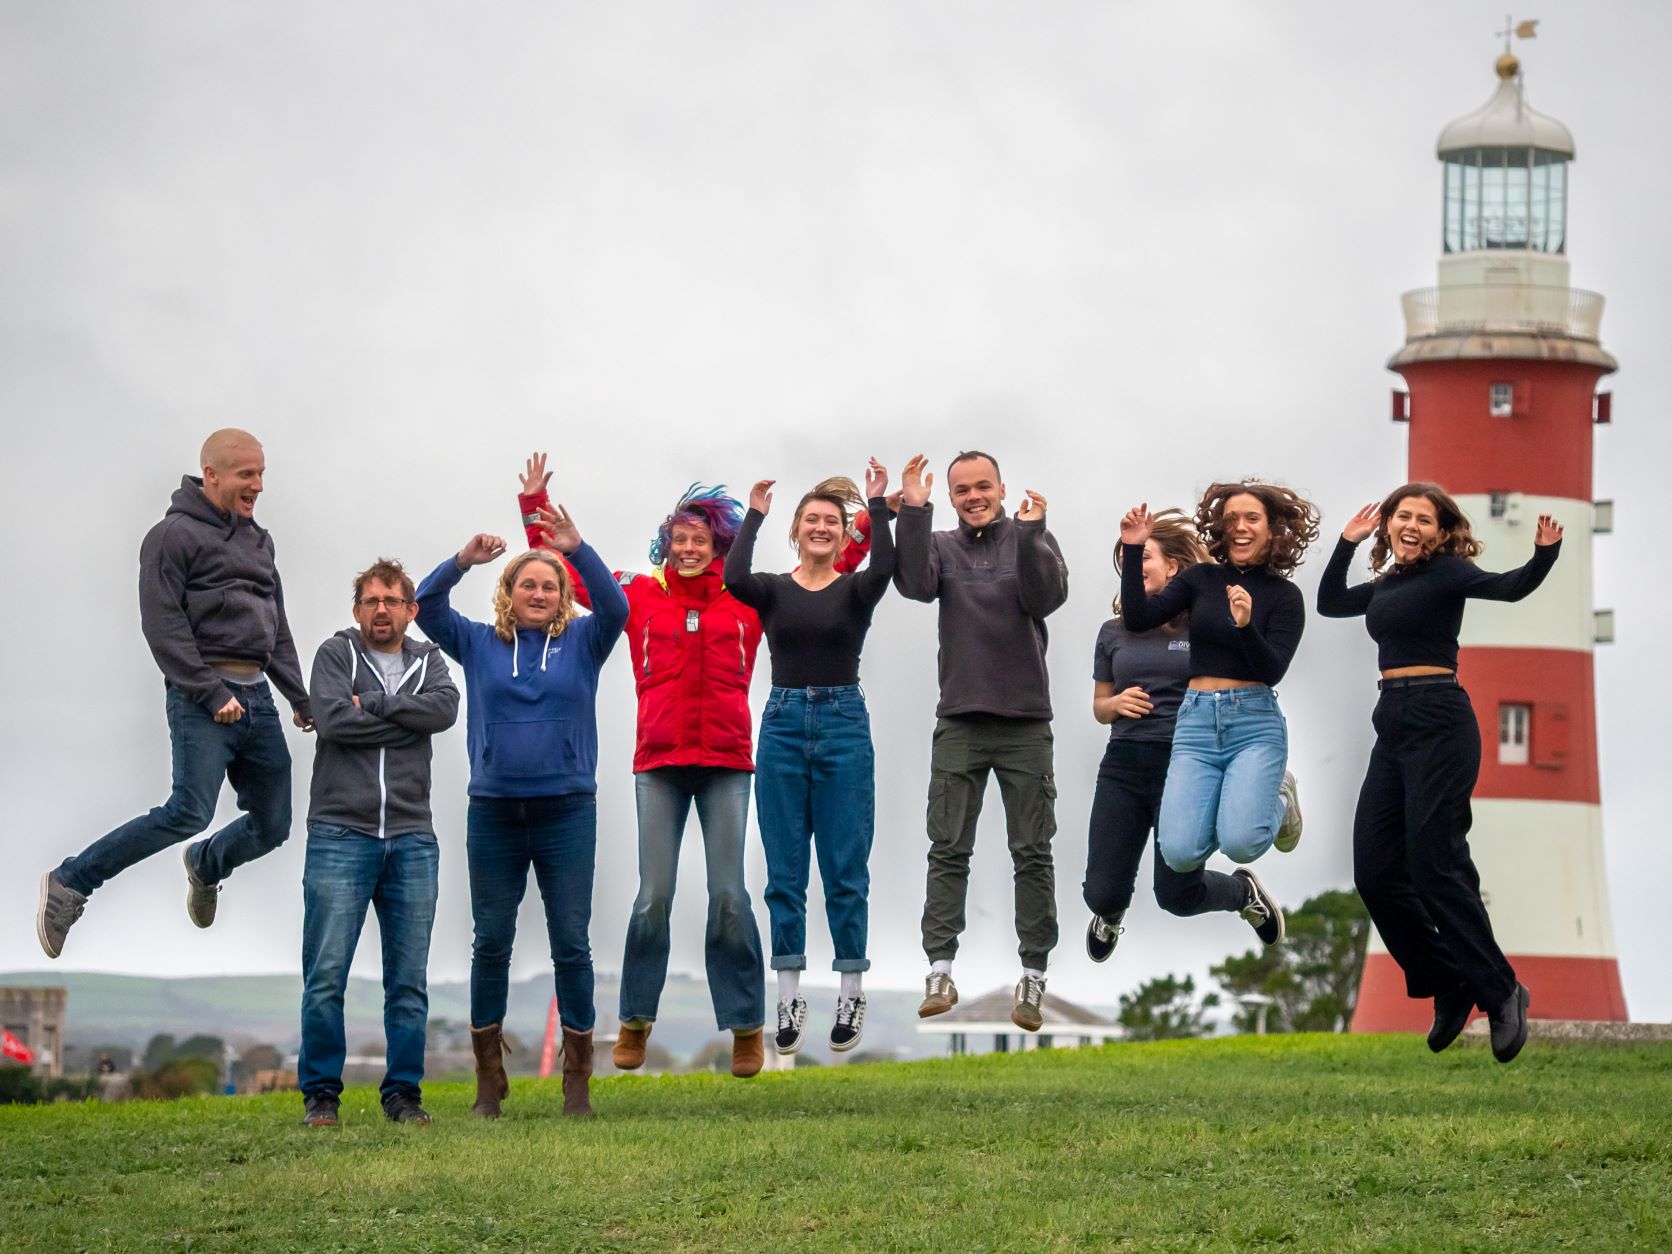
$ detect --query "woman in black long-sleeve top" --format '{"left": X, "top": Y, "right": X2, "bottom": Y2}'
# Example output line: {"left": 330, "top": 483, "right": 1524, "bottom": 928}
{"left": 724, "top": 460, "right": 895, "bottom": 1058}
{"left": 1318, "top": 481, "right": 1562, "bottom": 1064}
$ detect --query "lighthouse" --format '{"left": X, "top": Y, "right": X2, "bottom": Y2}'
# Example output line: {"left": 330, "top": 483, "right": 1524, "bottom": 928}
{"left": 1351, "top": 43, "right": 1627, "bottom": 1030}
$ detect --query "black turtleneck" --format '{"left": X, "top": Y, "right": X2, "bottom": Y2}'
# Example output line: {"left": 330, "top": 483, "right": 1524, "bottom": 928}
{"left": 1120, "top": 545, "right": 1305, "bottom": 686}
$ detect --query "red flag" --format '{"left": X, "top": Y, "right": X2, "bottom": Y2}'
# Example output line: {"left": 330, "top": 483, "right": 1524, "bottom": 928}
{"left": 1, "top": 1028, "right": 34, "bottom": 1064}
{"left": 538, "top": 996, "right": 558, "bottom": 1078}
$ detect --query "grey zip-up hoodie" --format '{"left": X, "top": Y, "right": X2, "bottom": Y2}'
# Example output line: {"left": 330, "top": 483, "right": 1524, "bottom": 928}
{"left": 307, "top": 628, "right": 460, "bottom": 838}
{"left": 138, "top": 476, "right": 310, "bottom": 716}
{"left": 893, "top": 504, "right": 1069, "bottom": 720}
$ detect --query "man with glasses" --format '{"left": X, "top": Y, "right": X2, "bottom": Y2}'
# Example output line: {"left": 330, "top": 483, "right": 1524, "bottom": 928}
{"left": 38, "top": 430, "right": 314, "bottom": 958}
{"left": 298, "top": 558, "right": 458, "bottom": 1127}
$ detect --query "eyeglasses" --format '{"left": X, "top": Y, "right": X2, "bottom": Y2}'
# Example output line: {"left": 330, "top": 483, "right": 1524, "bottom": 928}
{"left": 357, "top": 597, "right": 411, "bottom": 609}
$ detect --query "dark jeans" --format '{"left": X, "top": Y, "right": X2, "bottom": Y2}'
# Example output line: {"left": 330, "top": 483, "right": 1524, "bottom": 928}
{"left": 922, "top": 714, "right": 1058, "bottom": 970}
{"left": 755, "top": 686, "right": 875, "bottom": 973}
{"left": 467, "top": 794, "right": 597, "bottom": 1033}
{"left": 620, "top": 767, "right": 765, "bottom": 1030}
{"left": 59, "top": 681, "right": 292, "bottom": 895}
{"left": 298, "top": 824, "right": 439, "bottom": 1104}
{"left": 1352, "top": 682, "right": 1517, "bottom": 1012}
{"left": 1084, "top": 738, "right": 1247, "bottom": 920}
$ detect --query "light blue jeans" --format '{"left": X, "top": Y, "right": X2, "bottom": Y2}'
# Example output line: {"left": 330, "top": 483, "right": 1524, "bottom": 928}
{"left": 1157, "top": 687, "right": 1288, "bottom": 872}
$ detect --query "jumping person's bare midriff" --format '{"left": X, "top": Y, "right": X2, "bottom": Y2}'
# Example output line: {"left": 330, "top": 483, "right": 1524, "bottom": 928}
{"left": 1379, "top": 665, "right": 1454, "bottom": 680}
{"left": 1188, "top": 676, "right": 1262, "bottom": 691}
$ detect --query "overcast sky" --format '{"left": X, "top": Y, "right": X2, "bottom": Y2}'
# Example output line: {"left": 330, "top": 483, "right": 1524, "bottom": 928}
{"left": 3, "top": 1, "right": 1668, "bottom": 1021}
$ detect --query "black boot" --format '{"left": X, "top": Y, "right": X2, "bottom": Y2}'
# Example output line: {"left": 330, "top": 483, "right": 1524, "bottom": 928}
{"left": 1487, "top": 983, "right": 1530, "bottom": 1064}
{"left": 1427, "top": 987, "right": 1473, "bottom": 1053}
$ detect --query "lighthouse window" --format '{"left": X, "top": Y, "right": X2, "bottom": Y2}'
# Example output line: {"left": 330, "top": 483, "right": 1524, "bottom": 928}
{"left": 1499, "top": 703, "right": 1531, "bottom": 765}
{"left": 1489, "top": 383, "right": 1514, "bottom": 416}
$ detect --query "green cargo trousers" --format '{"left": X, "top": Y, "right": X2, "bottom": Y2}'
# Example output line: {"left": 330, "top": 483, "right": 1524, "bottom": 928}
{"left": 921, "top": 714, "right": 1058, "bottom": 970}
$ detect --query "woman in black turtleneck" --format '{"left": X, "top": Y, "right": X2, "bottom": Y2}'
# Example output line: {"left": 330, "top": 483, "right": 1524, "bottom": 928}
{"left": 1319, "top": 481, "right": 1561, "bottom": 1065}
{"left": 1119, "top": 480, "right": 1320, "bottom": 951}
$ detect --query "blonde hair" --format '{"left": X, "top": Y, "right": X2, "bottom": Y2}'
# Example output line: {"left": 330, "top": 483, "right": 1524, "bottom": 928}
{"left": 787, "top": 476, "right": 862, "bottom": 551}
{"left": 492, "top": 551, "right": 578, "bottom": 643}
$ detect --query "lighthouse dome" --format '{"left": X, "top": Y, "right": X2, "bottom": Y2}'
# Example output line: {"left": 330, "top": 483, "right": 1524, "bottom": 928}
{"left": 1437, "top": 55, "right": 1575, "bottom": 158}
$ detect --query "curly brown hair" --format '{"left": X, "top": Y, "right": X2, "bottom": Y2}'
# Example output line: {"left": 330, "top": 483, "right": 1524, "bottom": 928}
{"left": 1366, "top": 482, "right": 1484, "bottom": 574}
{"left": 492, "top": 551, "right": 579, "bottom": 643}
{"left": 1111, "top": 508, "right": 1206, "bottom": 618}
{"left": 352, "top": 557, "right": 416, "bottom": 604}
{"left": 1195, "top": 479, "right": 1320, "bottom": 577}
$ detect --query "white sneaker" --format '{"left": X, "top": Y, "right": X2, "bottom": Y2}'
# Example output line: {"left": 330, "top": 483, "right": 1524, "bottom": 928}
{"left": 1274, "top": 771, "right": 1303, "bottom": 853}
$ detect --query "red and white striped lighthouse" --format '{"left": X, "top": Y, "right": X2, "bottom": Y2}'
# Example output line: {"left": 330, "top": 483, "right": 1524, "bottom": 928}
{"left": 1352, "top": 45, "right": 1627, "bottom": 1031}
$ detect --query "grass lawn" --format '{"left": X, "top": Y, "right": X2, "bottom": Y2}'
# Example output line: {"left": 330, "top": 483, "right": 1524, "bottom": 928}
{"left": 3, "top": 1034, "right": 1669, "bottom": 1251}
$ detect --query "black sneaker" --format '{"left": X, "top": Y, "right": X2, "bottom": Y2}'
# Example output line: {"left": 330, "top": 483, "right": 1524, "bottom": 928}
{"left": 183, "top": 842, "right": 220, "bottom": 929}
{"left": 830, "top": 995, "right": 866, "bottom": 1053}
{"left": 1428, "top": 987, "right": 1473, "bottom": 1053}
{"left": 1234, "top": 868, "right": 1285, "bottom": 946}
{"left": 301, "top": 1093, "right": 340, "bottom": 1127}
{"left": 36, "top": 870, "right": 88, "bottom": 960}
{"left": 1488, "top": 983, "right": 1530, "bottom": 1064}
{"left": 383, "top": 1093, "right": 432, "bottom": 1125}
{"left": 1085, "top": 911, "right": 1124, "bottom": 964}
{"left": 774, "top": 996, "right": 808, "bottom": 1056}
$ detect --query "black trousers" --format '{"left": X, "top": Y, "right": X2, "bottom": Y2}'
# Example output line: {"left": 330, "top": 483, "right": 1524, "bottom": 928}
{"left": 1083, "top": 738, "right": 1246, "bottom": 920}
{"left": 1352, "top": 682, "right": 1517, "bottom": 1011}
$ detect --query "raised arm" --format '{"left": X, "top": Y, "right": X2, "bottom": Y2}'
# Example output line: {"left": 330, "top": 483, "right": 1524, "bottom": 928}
{"left": 536, "top": 500, "right": 629, "bottom": 652}
{"left": 415, "top": 533, "right": 505, "bottom": 660}
{"left": 309, "top": 637, "right": 421, "bottom": 749}
{"left": 1015, "top": 490, "right": 1067, "bottom": 619}
{"left": 356, "top": 649, "right": 461, "bottom": 734}
{"left": 721, "top": 480, "right": 779, "bottom": 610}
{"left": 1116, "top": 504, "right": 1191, "bottom": 631}
{"left": 1458, "top": 516, "right": 1563, "bottom": 602}
{"left": 890, "top": 454, "right": 940, "bottom": 602}
{"left": 516, "top": 451, "right": 591, "bottom": 610}
{"left": 847, "top": 460, "right": 897, "bottom": 606}
{"left": 1316, "top": 504, "right": 1379, "bottom": 619}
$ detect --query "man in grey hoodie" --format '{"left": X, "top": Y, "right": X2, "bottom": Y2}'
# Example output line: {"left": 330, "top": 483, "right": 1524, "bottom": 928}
{"left": 893, "top": 450, "right": 1069, "bottom": 1033}
{"left": 37, "top": 430, "right": 313, "bottom": 959}
{"left": 298, "top": 558, "right": 458, "bottom": 1128}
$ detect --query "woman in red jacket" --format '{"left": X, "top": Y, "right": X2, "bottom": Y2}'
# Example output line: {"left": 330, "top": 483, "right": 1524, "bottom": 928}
{"left": 515, "top": 454, "right": 877, "bottom": 1079}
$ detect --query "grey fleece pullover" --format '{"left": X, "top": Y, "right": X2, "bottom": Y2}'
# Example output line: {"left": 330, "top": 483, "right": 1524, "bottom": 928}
{"left": 138, "top": 476, "right": 310, "bottom": 715}
{"left": 893, "top": 504, "right": 1069, "bottom": 720}
{"left": 306, "top": 628, "right": 459, "bottom": 838}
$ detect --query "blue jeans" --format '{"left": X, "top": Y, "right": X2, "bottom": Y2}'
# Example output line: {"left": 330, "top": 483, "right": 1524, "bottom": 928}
{"left": 620, "top": 767, "right": 765, "bottom": 1030}
{"left": 467, "top": 795, "right": 596, "bottom": 1033}
{"left": 1158, "top": 687, "right": 1288, "bottom": 872}
{"left": 59, "top": 681, "right": 292, "bottom": 895}
{"left": 755, "top": 686, "right": 875, "bottom": 973}
{"left": 297, "top": 824, "right": 439, "bottom": 1103}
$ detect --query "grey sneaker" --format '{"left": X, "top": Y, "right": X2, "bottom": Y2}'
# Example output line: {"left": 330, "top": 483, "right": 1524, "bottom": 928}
{"left": 1274, "top": 771, "right": 1303, "bottom": 852}
{"left": 1011, "top": 974, "right": 1047, "bottom": 1032}
{"left": 1086, "top": 911, "right": 1125, "bottom": 964}
{"left": 774, "top": 996, "right": 808, "bottom": 1056}
{"left": 36, "top": 870, "right": 88, "bottom": 959}
{"left": 830, "top": 995, "right": 866, "bottom": 1053}
{"left": 1235, "top": 868, "right": 1285, "bottom": 946}
{"left": 383, "top": 1093, "right": 432, "bottom": 1125}
{"left": 918, "top": 971, "right": 958, "bottom": 1018}
{"left": 183, "top": 842, "right": 220, "bottom": 929}
{"left": 301, "top": 1093, "right": 340, "bottom": 1127}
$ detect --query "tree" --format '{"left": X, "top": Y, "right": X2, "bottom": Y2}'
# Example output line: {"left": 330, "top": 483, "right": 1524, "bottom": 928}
{"left": 235, "top": 1044, "right": 283, "bottom": 1084}
{"left": 1117, "top": 974, "right": 1220, "bottom": 1041}
{"left": 141, "top": 1034, "right": 177, "bottom": 1072}
{"left": 174, "top": 1034, "right": 225, "bottom": 1063}
{"left": 1211, "top": 889, "right": 1371, "bottom": 1033}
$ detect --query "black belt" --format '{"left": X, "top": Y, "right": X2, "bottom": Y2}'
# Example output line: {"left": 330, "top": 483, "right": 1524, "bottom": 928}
{"left": 1377, "top": 673, "right": 1458, "bottom": 691}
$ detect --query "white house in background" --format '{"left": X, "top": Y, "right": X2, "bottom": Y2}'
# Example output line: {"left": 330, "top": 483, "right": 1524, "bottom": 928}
{"left": 917, "top": 987, "right": 1125, "bottom": 1056}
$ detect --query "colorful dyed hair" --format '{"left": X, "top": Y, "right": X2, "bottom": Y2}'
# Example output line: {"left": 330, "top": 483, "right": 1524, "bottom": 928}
{"left": 648, "top": 483, "right": 745, "bottom": 567}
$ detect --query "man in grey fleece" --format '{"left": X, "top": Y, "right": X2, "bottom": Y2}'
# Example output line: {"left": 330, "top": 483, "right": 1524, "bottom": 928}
{"left": 297, "top": 558, "right": 458, "bottom": 1128}
{"left": 37, "top": 430, "right": 314, "bottom": 959}
{"left": 893, "top": 450, "right": 1069, "bottom": 1033}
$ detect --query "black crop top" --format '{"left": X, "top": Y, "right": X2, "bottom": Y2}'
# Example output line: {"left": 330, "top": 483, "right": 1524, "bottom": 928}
{"left": 1119, "top": 545, "right": 1305, "bottom": 686}
{"left": 1315, "top": 535, "right": 1560, "bottom": 671}
{"left": 724, "top": 500, "right": 895, "bottom": 688}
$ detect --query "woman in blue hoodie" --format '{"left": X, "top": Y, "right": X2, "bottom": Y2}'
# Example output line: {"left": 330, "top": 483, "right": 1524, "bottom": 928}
{"left": 416, "top": 503, "right": 628, "bottom": 1119}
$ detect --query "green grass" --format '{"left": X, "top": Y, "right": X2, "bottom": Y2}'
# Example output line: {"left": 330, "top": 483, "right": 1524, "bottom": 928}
{"left": 3, "top": 1035, "right": 1669, "bottom": 1251}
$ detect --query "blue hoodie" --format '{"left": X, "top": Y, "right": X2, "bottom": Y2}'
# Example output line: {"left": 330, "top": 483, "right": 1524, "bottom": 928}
{"left": 416, "top": 543, "right": 628, "bottom": 798}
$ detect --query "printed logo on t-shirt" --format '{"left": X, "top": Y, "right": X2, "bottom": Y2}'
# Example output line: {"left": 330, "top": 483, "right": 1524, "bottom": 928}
{"left": 1168, "top": 640, "right": 1190, "bottom": 651}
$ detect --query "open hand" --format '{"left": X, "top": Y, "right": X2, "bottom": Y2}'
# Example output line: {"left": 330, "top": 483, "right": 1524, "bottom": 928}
{"left": 520, "top": 451, "right": 552, "bottom": 496}
{"left": 1120, "top": 504, "right": 1152, "bottom": 546}
{"left": 458, "top": 534, "right": 509, "bottom": 568}
{"left": 1018, "top": 489, "right": 1047, "bottom": 522}
{"left": 901, "top": 454, "right": 933, "bottom": 508}
{"left": 749, "top": 479, "right": 775, "bottom": 515}
{"left": 537, "top": 505, "right": 582, "bottom": 554}
{"left": 214, "top": 695, "right": 245, "bottom": 725}
{"left": 864, "top": 458, "right": 889, "bottom": 500}
{"left": 1535, "top": 514, "right": 1563, "bottom": 546}
{"left": 1227, "top": 584, "right": 1252, "bottom": 628}
{"left": 1109, "top": 686, "right": 1154, "bottom": 719}
{"left": 1342, "top": 502, "right": 1381, "bottom": 544}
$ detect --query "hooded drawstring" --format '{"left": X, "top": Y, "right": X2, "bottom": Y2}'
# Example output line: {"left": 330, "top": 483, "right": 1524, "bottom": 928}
{"left": 512, "top": 630, "right": 556, "bottom": 678}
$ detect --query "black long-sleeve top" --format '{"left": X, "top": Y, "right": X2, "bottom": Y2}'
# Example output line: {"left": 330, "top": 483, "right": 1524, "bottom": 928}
{"left": 1120, "top": 545, "right": 1305, "bottom": 686}
{"left": 1316, "top": 536, "right": 1560, "bottom": 671}
{"left": 724, "top": 499, "right": 895, "bottom": 688}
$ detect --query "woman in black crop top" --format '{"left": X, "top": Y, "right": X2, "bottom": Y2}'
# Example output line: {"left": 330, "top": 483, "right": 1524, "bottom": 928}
{"left": 725, "top": 461, "right": 894, "bottom": 1058}
{"left": 1319, "top": 481, "right": 1561, "bottom": 1064}
{"left": 1118, "top": 480, "right": 1320, "bottom": 948}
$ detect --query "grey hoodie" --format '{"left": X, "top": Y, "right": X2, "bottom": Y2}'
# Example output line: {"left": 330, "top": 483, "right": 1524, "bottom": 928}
{"left": 307, "top": 628, "right": 460, "bottom": 838}
{"left": 138, "top": 476, "right": 310, "bottom": 715}
{"left": 893, "top": 504, "right": 1069, "bottom": 720}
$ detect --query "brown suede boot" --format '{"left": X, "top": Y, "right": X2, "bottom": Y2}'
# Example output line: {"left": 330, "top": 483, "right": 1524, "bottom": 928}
{"left": 613, "top": 1021, "right": 650, "bottom": 1070}
{"left": 731, "top": 1028, "right": 765, "bottom": 1078}
{"left": 469, "top": 1022, "right": 510, "bottom": 1119}
{"left": 561, "top": 1028, "right": 594, "bottom": 1117}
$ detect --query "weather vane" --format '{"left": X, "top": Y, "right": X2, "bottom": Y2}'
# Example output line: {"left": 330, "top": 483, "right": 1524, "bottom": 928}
{"left": 1497, "top": 15, "right": 1540, "bottom": 54}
